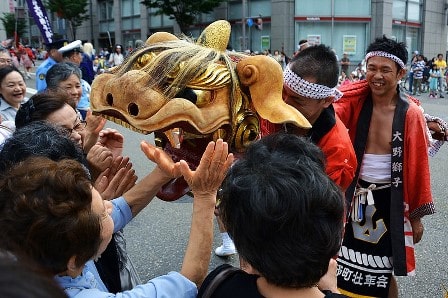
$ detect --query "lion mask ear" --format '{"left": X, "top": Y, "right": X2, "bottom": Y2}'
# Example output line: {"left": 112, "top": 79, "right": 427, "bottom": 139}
{"left": 196, "top": 20, "right": 231, "bottom": 52}
{"left": 237, "top": 55, "right": 311, "bottom": 129}
{"left": 145, "top": 32, "right": 179, "bottom": 45}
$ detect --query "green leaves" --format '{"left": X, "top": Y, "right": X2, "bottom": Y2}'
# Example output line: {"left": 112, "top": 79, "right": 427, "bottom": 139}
{"left": 0, "top": 13, "right": 27, "bottom": 39}
{"left": 44, "top": 0, "right": 89, "bottom": 39}
{"left": 140, "top": 0, "right": 227, "bottom": 33}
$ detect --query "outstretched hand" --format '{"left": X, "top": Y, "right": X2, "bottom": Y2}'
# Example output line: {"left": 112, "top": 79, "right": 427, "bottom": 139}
{"left": 83, "top": 110, "right": 107, "bottom": 153}
{"left": 98, "top": 128, "right": 124, "bottom": 158}
{"left": 140, "top": 141, "right": 182, "bottom": 180}
{"left": 94, "top": 156, "right": 137, "bottom": 200}
{"left": 179, "top": 139, "right": 234, "bottom": 198}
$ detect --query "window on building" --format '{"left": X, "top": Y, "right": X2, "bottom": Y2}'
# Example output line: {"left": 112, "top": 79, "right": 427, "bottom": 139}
{"left": 334, "top": 0, "right": 370, "bottom": 16}
{"left": 392, "top": 0, "right": 422, "bottom": 22}
{"left": 147, "top": 7, "right": 174, "bottom": 29}
{"left": 228, "top": 0, "right": 271, "bottom": 21}
{"left": 99, "top": 0, "right": 114, "bottom": 34}
{"left": 99, "top": 0, "right": 114, "bottom": 21}
{"left": 296, "top": 0, "right": 332, "bottom": 15}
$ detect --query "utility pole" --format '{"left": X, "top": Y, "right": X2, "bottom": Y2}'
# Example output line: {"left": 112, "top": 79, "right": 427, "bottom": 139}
{"left": 242, "top": 0, "right": 247, "bottom": 51}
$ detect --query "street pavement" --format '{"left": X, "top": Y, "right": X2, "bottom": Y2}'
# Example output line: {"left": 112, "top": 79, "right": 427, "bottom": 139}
{"left": 24, "top": 69, "right": 448, "bottom": 297}
{"left": 120, "top": 95, "right": 448, "bottom": 298}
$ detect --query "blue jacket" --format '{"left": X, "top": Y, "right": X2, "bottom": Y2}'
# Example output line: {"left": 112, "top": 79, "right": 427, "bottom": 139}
{"left": 36, "top": 57, "right": 57, "bottom": 92}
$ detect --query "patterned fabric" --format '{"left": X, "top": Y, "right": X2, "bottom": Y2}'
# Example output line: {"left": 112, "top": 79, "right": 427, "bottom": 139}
{"left": 338, "top": 181, "right": 393, "bottom": 298}
{"left": 283, "top": 66, "right": 343, "bottom": 101}
{"left": 365, "top": 51, "right": 406, "bottom": 69}
{"left": 412, "top": 60, "right": 425, "bottom": 79}
{"left": 335, "top": 80, "right": 435, "bottom": 278}
{"left": 424, "top": 113, "right": 448, "bottom": 157}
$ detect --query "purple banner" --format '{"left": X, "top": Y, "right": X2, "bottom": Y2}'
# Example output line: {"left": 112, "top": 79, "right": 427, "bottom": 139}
{"left": 26, "top": 0, "right": 54, "bottom": 44}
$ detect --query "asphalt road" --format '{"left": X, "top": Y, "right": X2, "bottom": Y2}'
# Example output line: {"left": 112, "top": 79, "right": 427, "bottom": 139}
{"left": 118, "top": 95, "right": 448, "bottom": 298}
{"left": 24, "top": 69, "right": 448, "bottom": 297}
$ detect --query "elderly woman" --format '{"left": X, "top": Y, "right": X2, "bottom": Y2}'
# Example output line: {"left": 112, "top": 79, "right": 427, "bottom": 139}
{"left": 46, "top": 61, "right": 91, "bottom": 121}
{"left": 0, "top": 121, "right": 87, "bottom": 173}
{"left": 46, "top": 61, "right": 83, "bottom": 107}
{"left": 45, "top": 62, "right": 104, "bottom": 152}
{"left": 0, "top": 48, "right": 13, "bottom": 67}
{"left": 198, "top": 133, "right": 346, "bottom": 297}
{"left": 16, "top": 91, "right": 84, "bottom": 145}
{"left": 0, "top": 138, "right": 232, "bottom": 297}
{"left": 15, "top": 91, "right": 138, "bottom": 288}
{"left": 0, "top": 120, "right": 138, "bottom": 294}
{"left": 0, "top": 65, "right": 27, "bottom": 122}
{"left": 16, "top": 90, "right": 134, "bottom": 192}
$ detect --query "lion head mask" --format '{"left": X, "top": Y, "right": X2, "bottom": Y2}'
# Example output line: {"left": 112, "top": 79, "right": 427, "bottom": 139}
{"left": 90, "top": 20, "right": 310, "bottom": 200}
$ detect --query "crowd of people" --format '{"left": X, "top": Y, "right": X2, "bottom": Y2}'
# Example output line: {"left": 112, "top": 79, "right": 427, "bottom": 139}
{"left": 0, "top": 34, "right": 442, "bottom": 298}
{"left": 404, "top": 51, "right": 448, "bottom": 98}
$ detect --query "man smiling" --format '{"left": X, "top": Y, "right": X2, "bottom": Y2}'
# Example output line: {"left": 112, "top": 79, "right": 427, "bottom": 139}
{"left": 335, "top": 36, "right": 435, "bottom": 298}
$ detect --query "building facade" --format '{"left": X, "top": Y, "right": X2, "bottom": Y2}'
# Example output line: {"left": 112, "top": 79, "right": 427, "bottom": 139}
{"left": 2, "top": 0, "right": 447, "bottom": 66}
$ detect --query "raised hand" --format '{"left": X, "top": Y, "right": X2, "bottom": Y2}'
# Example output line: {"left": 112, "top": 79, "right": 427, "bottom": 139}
{"left": 87, "top": 143, "right": 113, "bottom": 180}
{"left": 140, "top": 141, "right": 182, "bottom": 180}
{"left": 94, "top": 157, "right": 137, "bottom": 200}
{"left": 98, "top": 128, "right": 124, "bottom": 158}
{"left": 179, "top": 139, "right": 234, "bottom": 198}
{"left": 83, "top": 111, "right": 107, "bottom": 153}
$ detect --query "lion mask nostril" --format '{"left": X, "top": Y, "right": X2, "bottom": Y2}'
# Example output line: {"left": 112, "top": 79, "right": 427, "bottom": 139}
{"left": 128, "top": 103, "right": 139, "bottom": 116}
{"left": 106, "top": 93, "right": 113, "bottom": 106}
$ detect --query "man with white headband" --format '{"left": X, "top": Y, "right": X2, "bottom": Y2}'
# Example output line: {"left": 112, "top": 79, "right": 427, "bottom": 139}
{"left": 262, "top": 44, "right": 357, "bottom": 192}
{"left": 335, "top": 35, "right": 435, "bottom": 297}
{"left": 215, "top": 44, "right": 357, "bottom": 259}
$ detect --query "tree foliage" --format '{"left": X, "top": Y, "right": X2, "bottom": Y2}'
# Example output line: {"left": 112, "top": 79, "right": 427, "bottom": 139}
{"left": 141, "top": 0, "right": 227, "bottom": 33}
{"left": 45, "top": 0, "right": 89, "bottom": 40}
{"left": 0, "top": 13, "right": 27, "bottom": 40}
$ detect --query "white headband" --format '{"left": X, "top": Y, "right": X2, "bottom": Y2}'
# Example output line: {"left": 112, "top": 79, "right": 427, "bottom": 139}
{"left": 365, "top": 51, "right": 406, "bottom": 69}
{"left": 283, "top": 66, "right": 343, "bottom": 101}
{"left": 298, "top": 42, "right": 308, "bottom": 49}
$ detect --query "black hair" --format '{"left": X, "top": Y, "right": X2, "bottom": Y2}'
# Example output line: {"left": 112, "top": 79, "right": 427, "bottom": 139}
{"left": 15, "top": 91, "right": 74, "bottom": 129}
{"left": 366, "top": 35, "right": 408, "bottom": 71}
{"left": 289, "top": 44, "right": 339, "bottom": 88}
{"left": 220, "top": 133, "right": 344, "bottom": 288}
{"left": 0, "top": 65, "right": 23, "bottom": 86}
{"left": 46, "top": 61, "right": 82, "bottom": 91}
{"left": 0, "top": 121, "right": 88, "bottom": 174}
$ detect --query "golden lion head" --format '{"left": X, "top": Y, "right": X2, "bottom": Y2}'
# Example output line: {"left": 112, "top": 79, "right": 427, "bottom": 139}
{"left": 90, "top": 20, "right": 309, "bottom": 200}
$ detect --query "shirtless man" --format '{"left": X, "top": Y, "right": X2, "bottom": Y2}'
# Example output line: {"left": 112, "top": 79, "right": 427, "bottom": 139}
{"left": 334, "top": 36, "right": 435, "bottom": 297}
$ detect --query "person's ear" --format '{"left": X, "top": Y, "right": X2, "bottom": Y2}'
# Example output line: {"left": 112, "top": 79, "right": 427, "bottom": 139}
{"left": 322, "top": 97, "right": 334, "bottom": 108}
{"left": 66, "top": 255, "right": 82, "bottom": 278}
{"left": 397, "top": 68, "right": 407, "bottom": 81}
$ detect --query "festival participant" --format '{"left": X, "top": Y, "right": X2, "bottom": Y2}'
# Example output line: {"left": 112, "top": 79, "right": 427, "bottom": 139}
{"left": 199, "top": 133, "right": 346, "bottom": 297}
{"left": 0, "top": 139, "right": 233, "bottom": 297}
{"left": 262, "top": 44, "right": 356, "bottom": 191}
{"left": 215, "top": 44, "right": 357, "bottom": 256}
{"left": 58, "top": 40, "right": 91, "bottom": 120}
{"left": 0, "top": 48, "right": 13, "bottom": 67}
{"left": 334, "top": 35, "right": 435, "bottom": 297}
{"left": 46, "top": 62, "right": 105, "bottom": 153}
{"left": 108, "top": 44, "right": 125, "bottom": 67}
{"left": 0, "top": 119, "right": 142, "bottom": 292}
{"left": 0, "top": 65, "right": 27, "bottom": 121}
{"left": 35, "top": 39, "right": 67, "bottom": 92}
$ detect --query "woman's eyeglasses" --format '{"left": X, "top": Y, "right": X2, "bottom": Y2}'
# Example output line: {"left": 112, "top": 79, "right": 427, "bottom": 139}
{"left": 62, "top": 119, "right": 87, "bottom": 136}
